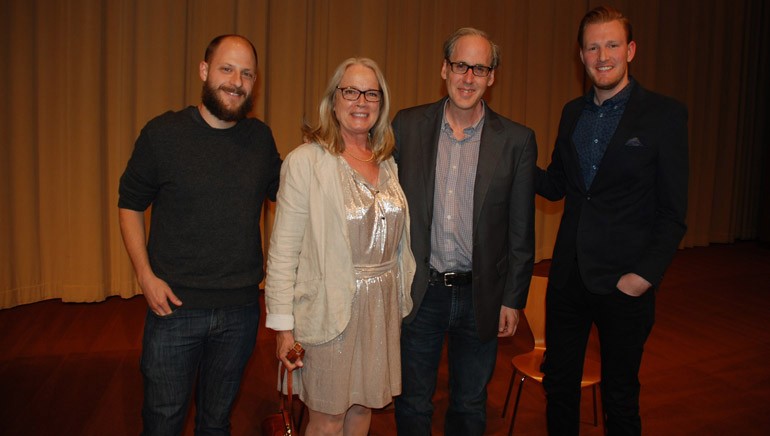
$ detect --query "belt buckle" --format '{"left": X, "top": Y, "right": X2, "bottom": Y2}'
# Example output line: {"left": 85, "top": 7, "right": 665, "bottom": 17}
{"left": 443, "top": 272, "right": 455, "bottom": 287}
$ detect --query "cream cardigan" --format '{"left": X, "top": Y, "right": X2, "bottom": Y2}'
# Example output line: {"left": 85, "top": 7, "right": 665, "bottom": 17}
{"left": 264, "top": 142, "right": 415, "bottom": 345}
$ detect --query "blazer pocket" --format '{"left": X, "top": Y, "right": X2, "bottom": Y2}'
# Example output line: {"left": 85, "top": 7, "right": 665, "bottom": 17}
{"left": 624, "top": 137, "right": 644, "bottom": 147}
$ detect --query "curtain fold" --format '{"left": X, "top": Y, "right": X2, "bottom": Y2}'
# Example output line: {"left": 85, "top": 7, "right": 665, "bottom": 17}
{"left": 1, "top": 0, "right": 767, "bottom": 308}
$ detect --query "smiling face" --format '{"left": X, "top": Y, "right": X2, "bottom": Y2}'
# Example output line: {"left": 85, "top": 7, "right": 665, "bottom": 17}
{"left": 579, "top": 19, "right": 636, "bottom": 103}
{"left": 199, "top": 36, "right": 257, "bottom": 126}
{"left": 334, "top": 64, "right": 381, "bottom": 142}
{"left": 441, "top": 34, "right": 495, "bottom": 113}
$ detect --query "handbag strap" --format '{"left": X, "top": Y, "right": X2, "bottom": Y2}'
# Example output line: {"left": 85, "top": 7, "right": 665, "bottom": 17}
{"left": 279, "top": 365, "right": 294, "bottom": 418}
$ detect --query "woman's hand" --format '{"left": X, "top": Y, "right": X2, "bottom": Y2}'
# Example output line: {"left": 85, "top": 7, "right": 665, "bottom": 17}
{"left": 276, "top": 330, "right": 303, "bottom": 371}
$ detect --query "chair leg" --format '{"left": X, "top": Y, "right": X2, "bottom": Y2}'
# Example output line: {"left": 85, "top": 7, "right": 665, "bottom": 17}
{"left": 592, "top": 384, "right": 598, "bottom": 426}
{"left": 508, "top": 375, "right": 526, "bottom": 436}
{"left": 598, "top": 383, "right": 607, "bottom": 433}
{"left": 501, "top": 369, "right": 518, "bottom": 418}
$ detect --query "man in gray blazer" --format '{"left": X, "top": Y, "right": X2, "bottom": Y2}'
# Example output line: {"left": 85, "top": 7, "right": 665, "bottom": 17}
{"left": 537, "top": 6, "right": 689, "bottom": 435}
{"left": 393, "top": 27, "right": 537, "bottom": 436}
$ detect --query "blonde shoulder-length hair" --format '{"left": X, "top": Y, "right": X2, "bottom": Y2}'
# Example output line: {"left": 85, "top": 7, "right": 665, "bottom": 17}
{"left": 302, "top": 57, "right": 394, "bottom": 162}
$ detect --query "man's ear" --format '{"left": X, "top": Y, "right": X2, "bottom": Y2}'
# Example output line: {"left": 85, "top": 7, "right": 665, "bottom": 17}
{"left": 440, "top": 59, "right": 449, "bottom": 81}
{"left": 199, "top": 61, "right": 209, "bottom": 82}
{"left": 626, "top": 41, "right": 637, "bottom": 63}
{"left": 486, "top": 69, "right": 495, "bottom": 87}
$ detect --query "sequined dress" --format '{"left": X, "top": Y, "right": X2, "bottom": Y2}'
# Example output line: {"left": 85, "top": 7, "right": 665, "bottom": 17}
{"left": 290, "top": 156, "right": 407, "bottom": 414}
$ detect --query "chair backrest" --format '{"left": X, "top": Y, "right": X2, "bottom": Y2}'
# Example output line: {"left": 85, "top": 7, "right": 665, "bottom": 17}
{"left": 523, "top": 276, "right": 548, "bottom": 349}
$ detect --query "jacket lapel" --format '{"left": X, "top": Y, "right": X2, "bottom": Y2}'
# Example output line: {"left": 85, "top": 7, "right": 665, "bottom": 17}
{"left": 313, "top": 150, "right": 349, "bottom": 239}
{"left": 564, "top": 102, "right": 588, "bottom": 194}
{"left": 473, "top": 106, "right": 503, "bottom": 231}
{"left": 419, "top": 100, "right": 444, "bottom": 223}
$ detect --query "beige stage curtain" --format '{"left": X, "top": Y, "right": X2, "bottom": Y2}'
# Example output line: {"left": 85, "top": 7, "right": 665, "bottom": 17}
{"left": 1, "top": 0, "right": 767, "bottom": 308}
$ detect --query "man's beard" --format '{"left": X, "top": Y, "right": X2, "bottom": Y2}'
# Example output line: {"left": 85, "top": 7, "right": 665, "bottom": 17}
{"left": 200, "top": 80, "right": 254, "bottom": 122}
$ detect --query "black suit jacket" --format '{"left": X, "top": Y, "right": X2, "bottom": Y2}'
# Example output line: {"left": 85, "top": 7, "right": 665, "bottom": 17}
{"left": 394, "top": 98, "right": 537, "bottom": 342}
{"left": 537, "top": 82, "right": 688, "bottom": 294}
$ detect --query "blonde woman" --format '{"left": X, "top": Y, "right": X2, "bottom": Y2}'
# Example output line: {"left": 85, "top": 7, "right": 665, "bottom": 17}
{"left": 265, "top": 58, "right": 415, "bottom": 435}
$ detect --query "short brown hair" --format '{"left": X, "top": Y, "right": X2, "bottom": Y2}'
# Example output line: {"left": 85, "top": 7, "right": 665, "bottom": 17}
{"left": 204, "top": 34, "right": 258, "bottom": 65}
{"left": 577, "top": 5, "right": 633, "bottom": 48}
{"left": 443, "top": 27, "right": 500, "bottom": 69}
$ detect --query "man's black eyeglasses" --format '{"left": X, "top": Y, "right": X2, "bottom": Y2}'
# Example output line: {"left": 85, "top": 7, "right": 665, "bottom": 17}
{"left": 445, "top": 59, "right": 494, "bottom": 77}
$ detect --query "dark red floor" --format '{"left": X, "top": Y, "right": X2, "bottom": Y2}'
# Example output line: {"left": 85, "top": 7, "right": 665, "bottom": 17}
{"left": 1, "top": 242, "right": 768, "bottom": 435}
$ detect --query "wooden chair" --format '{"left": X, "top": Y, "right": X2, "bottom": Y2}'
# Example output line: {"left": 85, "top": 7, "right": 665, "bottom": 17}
{"left": 501, "top": 276, "right": 602, "bottom": 435}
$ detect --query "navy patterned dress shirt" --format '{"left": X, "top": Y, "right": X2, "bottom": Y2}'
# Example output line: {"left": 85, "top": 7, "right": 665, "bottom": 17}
{"left": 572, "top": 79, "right": 634, "bottom": 189}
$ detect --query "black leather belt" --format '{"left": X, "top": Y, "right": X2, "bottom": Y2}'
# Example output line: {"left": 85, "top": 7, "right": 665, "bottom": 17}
{"left": 429, "top": 268, "right": 472, "bottom": 287}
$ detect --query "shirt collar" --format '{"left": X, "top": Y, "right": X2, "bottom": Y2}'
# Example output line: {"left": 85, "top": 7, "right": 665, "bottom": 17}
{"left": 585, "top": 77, "right": 635, "bottom": 109}
{"left": 441, "top": 99, "right": 486, "bottom": 134}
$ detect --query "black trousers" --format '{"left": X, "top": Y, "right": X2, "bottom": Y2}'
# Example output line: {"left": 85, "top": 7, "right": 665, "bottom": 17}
{"left": 542, "top": 261, "right": 655, "bottom": 436}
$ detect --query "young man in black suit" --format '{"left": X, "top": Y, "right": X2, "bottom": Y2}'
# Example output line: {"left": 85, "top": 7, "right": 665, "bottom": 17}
{"left": 537, "top": 6, "right": 689, "bottom": 435}
{"left": 393, "top": 27, "right": 537, "bottom": 436}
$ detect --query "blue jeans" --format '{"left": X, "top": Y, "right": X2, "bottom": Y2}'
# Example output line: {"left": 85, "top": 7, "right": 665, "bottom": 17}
{"left": 140, "top": 301, "right": 259, "bottom": 436}
{"left": 395, "top": 282, "right": 498, "bottom": 436}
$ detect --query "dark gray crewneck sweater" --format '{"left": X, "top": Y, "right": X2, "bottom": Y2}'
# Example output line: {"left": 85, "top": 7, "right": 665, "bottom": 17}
{"left": 119, "top": 106, "right": 281, "bottom": 308}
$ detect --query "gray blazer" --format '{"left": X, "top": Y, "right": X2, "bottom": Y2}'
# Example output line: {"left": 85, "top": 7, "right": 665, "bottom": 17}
{"left": 393, "top": 98, "right": 537, "bottom": 342}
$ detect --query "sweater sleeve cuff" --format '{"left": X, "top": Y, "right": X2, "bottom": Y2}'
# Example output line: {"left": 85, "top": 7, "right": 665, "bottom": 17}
{"left": 266, "top": 313, "right": 294, "bottom": 331}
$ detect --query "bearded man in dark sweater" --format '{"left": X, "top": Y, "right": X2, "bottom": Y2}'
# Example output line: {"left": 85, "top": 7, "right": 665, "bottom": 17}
{"left": 118, "top": 34, "right": 281, "bottom": 435}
